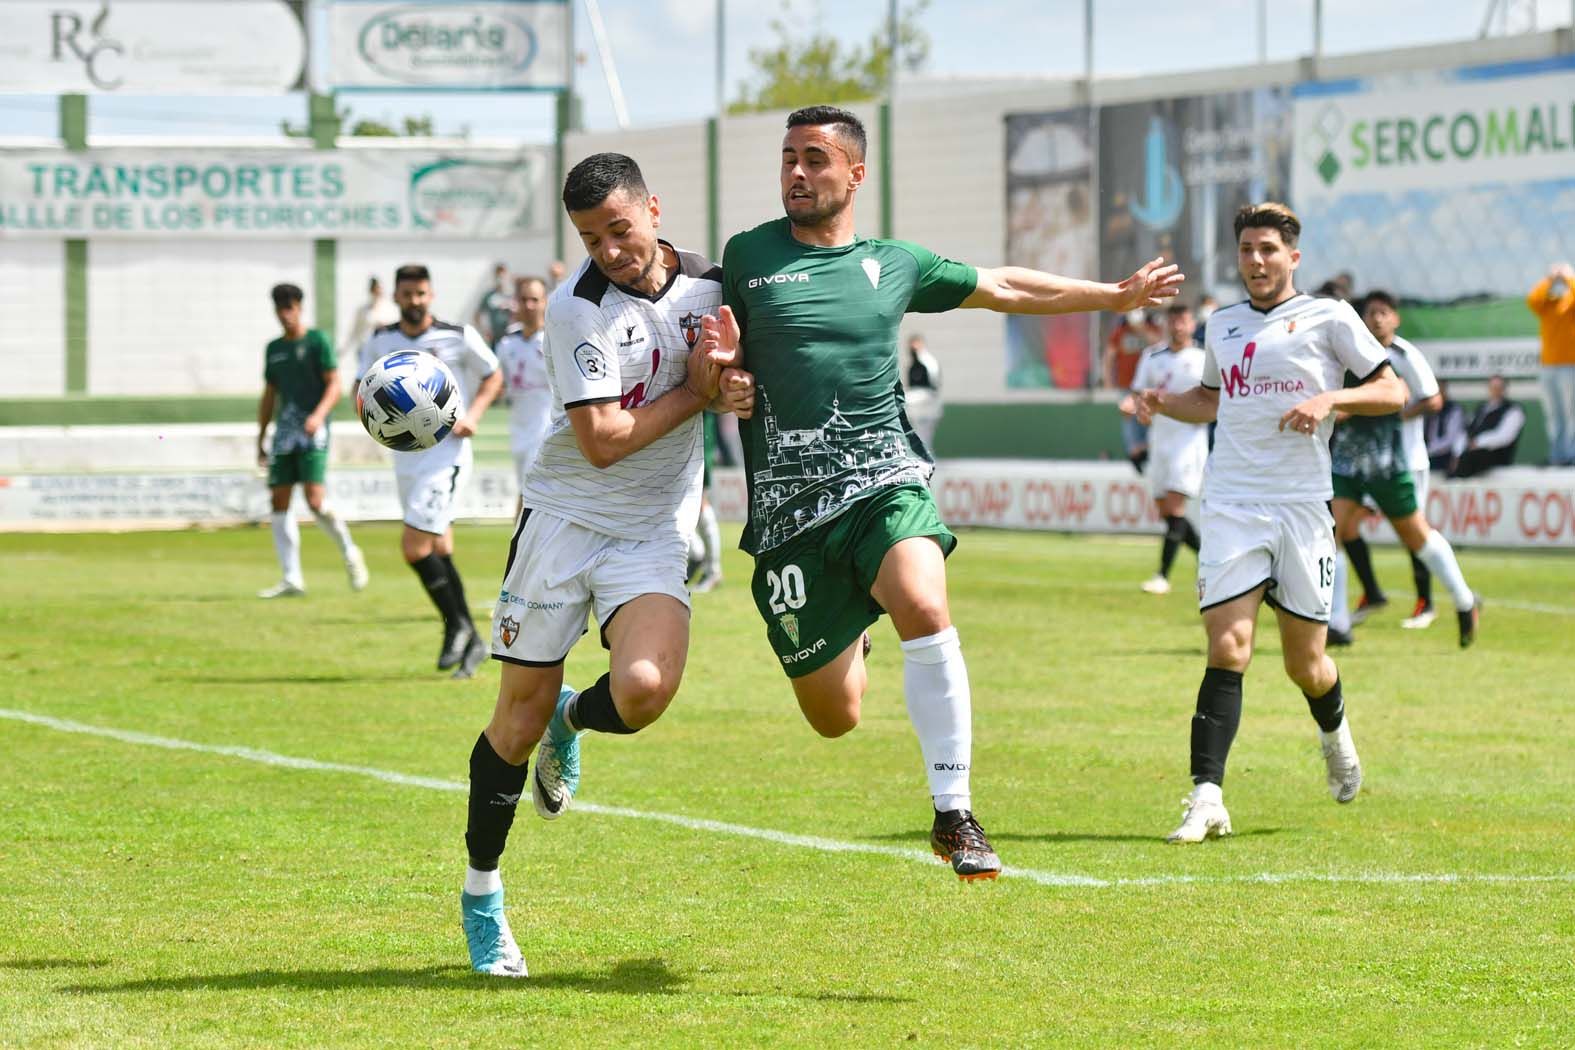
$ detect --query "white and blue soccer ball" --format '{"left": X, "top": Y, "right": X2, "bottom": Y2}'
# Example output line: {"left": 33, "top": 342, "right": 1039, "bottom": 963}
{"left": 355, "top": 350, "right": 462, "bottom": 451}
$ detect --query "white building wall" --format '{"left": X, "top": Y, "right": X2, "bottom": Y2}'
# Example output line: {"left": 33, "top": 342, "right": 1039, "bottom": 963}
{"left": 566, "top": 123, "right": 710, "bottom": 259}
{"left": 333, "top": 237, "right": 553, "bottom": 362}
{"left": 0, "top": 241, "right": 66, "bottom": 397}
{"left": 88, "top": 240, "right": 313, "bottom": 396}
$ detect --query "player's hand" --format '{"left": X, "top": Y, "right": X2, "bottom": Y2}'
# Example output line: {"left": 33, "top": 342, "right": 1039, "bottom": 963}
{"left": 1279, "top": 392, "right": 1334, "bottom": 434}
{"left": 1114, "top": 257, "right": 1185, "bottom": 311}
{"left": 451, "top": 416, "right": 478, "bottom": 439}
{"left": 685, "top": 334, "right": 724, "bottom": 403}
{"left": 256, "top": 444, "right": 268, "bottom": 468}
{"left": 701, "top": 306, "right": 742, "bottom": 369}
{"left": 721, "top": 367, "right": 755, "bottom": 419}
{"left": 1133, "top": 389, "right": 1162, "bottom": 425}
{"left": 1117, "top": 393, "right": 1136, "bottom": 417}
{"left": 303, "top": 413, "right": 323, "bottom": 437}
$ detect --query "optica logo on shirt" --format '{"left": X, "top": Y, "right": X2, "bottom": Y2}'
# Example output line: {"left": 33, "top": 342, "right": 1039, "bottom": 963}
{"left": 1220, "top": 341, "right": 1307, "bottom": 399}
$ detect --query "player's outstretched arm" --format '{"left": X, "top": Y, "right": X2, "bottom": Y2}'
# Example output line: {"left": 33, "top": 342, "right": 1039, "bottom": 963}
{"left": 1144, "top": 385, "right": 1218, "bottom": 425}
{"left": 961, "top": 257, "right": 1184, "bottom": 315}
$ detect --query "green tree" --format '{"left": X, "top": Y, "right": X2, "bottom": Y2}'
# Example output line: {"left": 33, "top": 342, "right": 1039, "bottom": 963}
{"left": 728, "top": 0, "right": 931, "bottom": 114}
{"left": 281, "top": 109, "right": 450, "bottom": 139}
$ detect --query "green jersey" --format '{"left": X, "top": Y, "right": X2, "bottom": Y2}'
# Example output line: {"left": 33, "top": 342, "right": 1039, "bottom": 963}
{"left": 722, "top": 218, "right": 977, "bottom": 554}
{"left": 264, "top": 329, "right": 336, "bottom": 454}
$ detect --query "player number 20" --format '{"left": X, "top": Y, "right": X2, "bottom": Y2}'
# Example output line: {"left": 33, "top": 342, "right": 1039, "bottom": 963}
{"left": 767, "top": 564, "right": 807, "bottom": 614}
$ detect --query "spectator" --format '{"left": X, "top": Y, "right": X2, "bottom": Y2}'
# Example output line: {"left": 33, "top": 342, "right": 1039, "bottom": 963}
{"left": 1193, "top": 293, "right": 1218, "bottom": 346}
{"left": 1105, "top": 309, "right": 1155, "bottom": 473}
{"left": 546, "top": 259, "right": 568, "bottom": 291}
{"left": 904, "top": 333, "right": 943, "bottom": 453}
{"left": 1451, "top": 375, "right": 1525, "bottom": 478}
{"left": 1425, "top": 379, "right": 1469, "bottom": 473}
{"left": 1526, "top": 262, "right": 1575, "bottom": 465}
{"left": 472, "top": 262, "right": 514, "bottom": 346}
{"left": 342, "top": 277, "right": 399, "bottom": 377}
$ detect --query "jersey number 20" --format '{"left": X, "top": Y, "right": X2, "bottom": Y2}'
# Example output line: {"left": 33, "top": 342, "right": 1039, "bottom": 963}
{"left": 766, "top": 565, "right": 807, "bottom": 614}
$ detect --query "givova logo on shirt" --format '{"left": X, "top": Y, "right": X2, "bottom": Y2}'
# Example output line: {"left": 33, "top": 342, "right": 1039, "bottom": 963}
{"left": 747, "top": 273, "right": 809, "bottom": 290}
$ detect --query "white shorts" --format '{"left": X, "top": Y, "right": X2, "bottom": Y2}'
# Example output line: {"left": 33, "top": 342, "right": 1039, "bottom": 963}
{"left": 1197, "top": 499, "right": 1336, "bottom": 622}
{"left": 491, "top": 508, "right": 691, "bottom": 666}
{"left": 1149, "top": 436, "right": 1208, "bottom": 499}
{"left": 397, "top": 458, "right": 472, "bottom": 535}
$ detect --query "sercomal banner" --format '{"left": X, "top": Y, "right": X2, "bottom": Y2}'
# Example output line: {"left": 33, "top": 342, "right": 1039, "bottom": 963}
{"left": 0, "top": 148, "right": 550, "bottom": 239}
{"left": 318, "top": 0, "right": 570, "bottom": 92}
{"left": 1292, "top": 58, "right": 1575, "bottom": 373}
{"left": 0, "top": 1, "right": 304, "bottom": 95}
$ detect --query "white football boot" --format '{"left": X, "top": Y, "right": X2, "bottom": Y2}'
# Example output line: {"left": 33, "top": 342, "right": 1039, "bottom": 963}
{"left": 1140, "top": 574, "right": 1172, "bottom": 595}
{"left": 1166, "top": 783, "right": 1232, "bottom": 843}
{"left": 1320, "top": 719, "right": 1363, "bottom": 803}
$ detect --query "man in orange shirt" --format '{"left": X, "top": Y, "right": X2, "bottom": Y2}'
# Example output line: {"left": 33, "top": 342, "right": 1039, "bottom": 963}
{"left": 1528, "top": 263, "right": 1575, "bottom": 466}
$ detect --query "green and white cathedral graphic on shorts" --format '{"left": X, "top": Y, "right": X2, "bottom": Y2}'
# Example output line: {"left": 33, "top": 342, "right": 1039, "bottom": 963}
{"left": 748, "top": 386, "right": 928, "bottom": 551}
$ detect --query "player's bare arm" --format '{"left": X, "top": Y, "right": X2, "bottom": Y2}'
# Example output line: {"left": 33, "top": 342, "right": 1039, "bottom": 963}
{"left": 304, "top": 368, "right": 341, "bottom": 437}
{"left": 1142, "top": 384, "right": 1219, "bottom": 425}
{"left": 1402, "top": 391, "right": 1444, "bottom": 421}
{"left": 255, "top": 383, "right": 276, "bottom": 466}
{"left": 566, "top": 336, "right": 723, "bottom": 469}
{"left": 702, "top": 306, "right": 756, "bottom": 419}
{"left": 1279, "top": 366, "right": 1407, "bottom": 433}
{"left": 451, "top": 369, "right": 502, "bottom": 440}
{"left": 960, "top": 256, "right": 1184, "bottom": 314}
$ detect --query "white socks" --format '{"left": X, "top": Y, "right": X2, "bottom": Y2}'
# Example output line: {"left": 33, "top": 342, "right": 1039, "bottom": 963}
{"left": 270, "top": 510, "right": 303, "bottom": 587}
{"left": 1329, "top": 552, "right": 1352, "bottom": 633}
{"left": 900, "top": 626, "right": 972, "bottom": 813}
{"left": 1192, "top": 780, "right": 1223, "bottom": 804}
{"left": 1417, "top": 530, "right": 1474, "bottom": 610}
{"left": 464, "top": 866, "right": 502, "bottom": 896}
{"left": 311, "top": 504, "right": 357, "bottom": 560}
{"left": 697, "top": 502, "right": 722, "bottom": 573}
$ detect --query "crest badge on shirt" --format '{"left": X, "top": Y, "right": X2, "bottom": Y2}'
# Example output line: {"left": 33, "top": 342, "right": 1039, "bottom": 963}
{"left": 679, "top": 312, "right": 701, "bottom": 349}
{"left": 861, "top": 258, "right": 881, "bottom": 289}
{"left": 1286, "top": 320, "right": 1297, "bottom": 333}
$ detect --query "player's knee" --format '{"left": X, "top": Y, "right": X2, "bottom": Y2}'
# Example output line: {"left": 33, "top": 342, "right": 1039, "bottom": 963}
{"left": 612, "top": 661, "right": 678, "bottom": 730}
{"left": 1282, "top": 649, "right": 1327, "bottom": 693}
{"left": 1206, "top": 629, "right": 1252, "bottom": 672}
{"left": 487, "top": 705, "right": 549, "bottom": 765}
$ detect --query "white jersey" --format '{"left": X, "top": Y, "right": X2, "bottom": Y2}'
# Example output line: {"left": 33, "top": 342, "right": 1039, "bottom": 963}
{"left": 519, "top": 246, "right": 723, "bottom": 541}
{"left": 360, "top": 319, "right": 499, "bottom": 478}
{"left": 1131, "top": 341, "right": 1208, "bottom": 455}
{"left": 1201, "top": 294, "right": 1389, "bottom": 503}
{"left": 1387, "top": 335, "right": 1439, "bottom": 472}
{"left": 494, "top": 322, "right": 553, "bottom": 459}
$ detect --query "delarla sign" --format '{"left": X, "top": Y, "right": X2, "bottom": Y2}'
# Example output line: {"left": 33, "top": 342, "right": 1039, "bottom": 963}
{"left": 318, "top": 0, "right": 569, "bottom": 91}
{"left": 1293, "top": 62, "right": 1575, "bottom": 198}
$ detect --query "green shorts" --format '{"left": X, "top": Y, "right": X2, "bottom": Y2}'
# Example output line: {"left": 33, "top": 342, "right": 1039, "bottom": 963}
{"left": 1332, "top": 468, "right": 1417, "bottom": 518}
{"left": 750, "top": 483, "right": 956, "bottom": 678}
{"left": 267, "top": 447, "right": 329, "bottom": 487}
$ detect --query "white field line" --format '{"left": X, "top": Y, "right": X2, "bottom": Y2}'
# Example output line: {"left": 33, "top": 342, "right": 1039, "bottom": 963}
{"left": 5, "top": 707, "right": 1573, "bottom": 891}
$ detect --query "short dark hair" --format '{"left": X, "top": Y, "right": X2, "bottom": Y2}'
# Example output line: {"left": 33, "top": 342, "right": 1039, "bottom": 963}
{"left": 1361, "top": 289, "right": 1398, "bottom": 312}
{"left": 1234, "top": 201, "right": 1300, "bottom": 247}
{"left": 270, "top": 283, "right": 303, "bottom": 309}
{"left": 562, "top": 153, "right": 648, "bottom": 213}
{"left": 394, "top": 264, "right": 430, "bottom": 285}
{"left": 786, "top": 105, "right": 867, "bottom": 163}
{"left": 1166, "top": 301, "right": 1194, "bottom": 317}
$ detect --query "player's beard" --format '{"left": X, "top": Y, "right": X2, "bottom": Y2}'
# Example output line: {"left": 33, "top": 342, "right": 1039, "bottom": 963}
{"left": 400, "top": 304, "right": 427, "bottom": 327}
{"left": 785, "top": 187, "right": 850, "bottom": 228}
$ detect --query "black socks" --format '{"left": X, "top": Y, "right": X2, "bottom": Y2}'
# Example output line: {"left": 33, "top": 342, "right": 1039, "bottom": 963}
{"left": 565, "top": 673, "right": 635, "bottom": 734}
{"left": 1160, "top": 515, "right": 1201, "bottom": 577}
{"left": 1305, "top": 677, "right": 1345, "bottom": 733}
{"left": 1343, "top": 537, "right": 1385, "bottom": 604}
{"left": 465, "top": 732, "right": 527, "bottom": 871}
{"left": 410, "top": 553, "right": 472, "bottom": 629}
{"left": 1191, "top": 667, "right": 1243, "bottom": 786}
{"left": 1409, "top": 551, "right": 1432, "bottom": 605}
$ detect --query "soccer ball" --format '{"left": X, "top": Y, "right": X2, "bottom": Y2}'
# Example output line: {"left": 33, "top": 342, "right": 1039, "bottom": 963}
{"left": 355, "top": 350, "right": 462, "bottom": 451}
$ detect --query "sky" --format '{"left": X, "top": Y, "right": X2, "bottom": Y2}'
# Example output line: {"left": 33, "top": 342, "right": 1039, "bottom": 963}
{"left": 0, "top": 0, "right": 1571, "bottom": 140}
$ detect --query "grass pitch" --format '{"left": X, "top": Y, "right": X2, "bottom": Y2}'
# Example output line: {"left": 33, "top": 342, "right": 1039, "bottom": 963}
{"left": 2, "top": 524, "right": 1573, "bottom": 1047}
